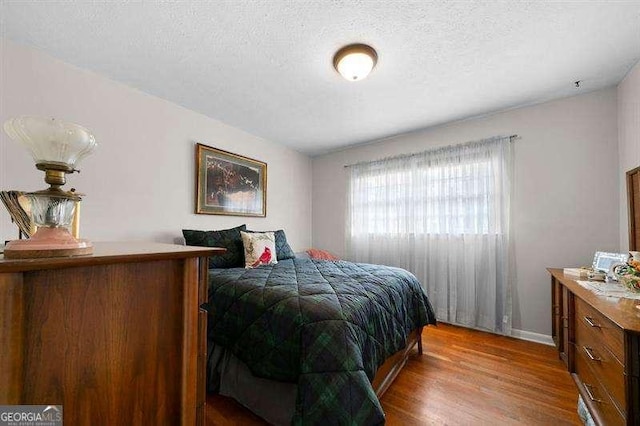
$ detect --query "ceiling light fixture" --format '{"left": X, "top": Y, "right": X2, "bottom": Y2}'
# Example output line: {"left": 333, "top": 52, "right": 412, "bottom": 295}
{"left": 333, "top": 44, "right": 378, "bottom": 82}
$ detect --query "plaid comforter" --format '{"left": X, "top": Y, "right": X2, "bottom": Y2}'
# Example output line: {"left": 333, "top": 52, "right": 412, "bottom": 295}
{"left": 207, "top": 258, "right": 436, "bottom": 425}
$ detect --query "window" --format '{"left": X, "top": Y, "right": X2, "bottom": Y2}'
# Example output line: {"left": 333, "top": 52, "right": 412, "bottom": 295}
{"left": 346, "top": 136, "right": 513, "bottom": 334}
{"left": 350, "top": 160, "right": 494, "bottom": 236}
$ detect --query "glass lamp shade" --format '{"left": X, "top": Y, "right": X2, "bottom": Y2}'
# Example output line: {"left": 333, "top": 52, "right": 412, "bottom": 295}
{"left": 3, "top": 116, "right": 97, "bottom": 170}
{"left": 333, "top": 44, "right": 378, "bottom": 81}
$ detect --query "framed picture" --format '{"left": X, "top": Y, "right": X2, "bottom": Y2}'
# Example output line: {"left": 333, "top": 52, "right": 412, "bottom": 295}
{"left": 592, "top": 251, "right": 628, "bottom": 273}
{"left": 195, "top": 143, "right": 267, "bottom": 217}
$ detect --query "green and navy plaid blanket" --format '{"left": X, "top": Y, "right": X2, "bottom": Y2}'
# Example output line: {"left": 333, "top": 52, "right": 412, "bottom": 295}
{"left": 207, "top": 258, "right": 436, "bottom": 425}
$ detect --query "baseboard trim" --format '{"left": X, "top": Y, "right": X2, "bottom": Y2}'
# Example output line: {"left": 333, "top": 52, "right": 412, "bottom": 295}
{"left": 511, "top": 328, "right": 554, "bottom": 346}
{"left": 434, "top": 321, "right": 554, "bottom": 346}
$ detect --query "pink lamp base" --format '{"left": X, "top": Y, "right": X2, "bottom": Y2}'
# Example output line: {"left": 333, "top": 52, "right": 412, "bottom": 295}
{"left": 4, "top": 227, "right": 93, "bottom": 259}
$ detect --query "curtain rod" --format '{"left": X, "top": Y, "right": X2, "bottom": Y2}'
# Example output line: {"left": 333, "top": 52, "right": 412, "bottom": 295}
{"left": 343, "top": 134, "right": 519, "bottom": 168}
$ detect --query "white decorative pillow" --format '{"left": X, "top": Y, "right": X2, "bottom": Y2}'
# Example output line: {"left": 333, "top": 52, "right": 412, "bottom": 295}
{"left": 241, "top": 231, "right": 278, "bottom": 268}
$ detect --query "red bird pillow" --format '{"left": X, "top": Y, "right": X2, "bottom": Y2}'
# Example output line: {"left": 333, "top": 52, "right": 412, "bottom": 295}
{"left": 241, "top": 231, "right": 278, "bottom": 268}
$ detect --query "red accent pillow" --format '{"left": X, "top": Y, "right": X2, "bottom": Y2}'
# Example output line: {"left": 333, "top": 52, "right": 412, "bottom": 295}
{"left": 306, "top": 248, "right": 340, "bottom": 261}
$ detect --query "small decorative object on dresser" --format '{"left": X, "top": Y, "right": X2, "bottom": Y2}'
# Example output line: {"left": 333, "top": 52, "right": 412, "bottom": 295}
{"left": 549, "top": 268, "right": 640, "bottom": 425}
{"left": 562, "top": 267, "right": 591, "bottom": 279}
{"left": 0, "top": 191, "right": 33, "bottom": 239}
{"left": 0, "top": 242, "right": 226, "bottom": 425}
{"left": 195, "top": 143, "right": 267, "bottom": 217}
{"left": 612, "top": 257, "right": 640, "bottom": 292}
{"left": 2, "top": 116, "right": 97, "bottom": 258}
{"left": 591, "top": 251, "right": 628, "bottom": 273}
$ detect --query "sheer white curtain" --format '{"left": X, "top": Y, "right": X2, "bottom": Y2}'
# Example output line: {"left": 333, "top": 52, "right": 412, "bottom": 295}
{"left": 346, "top": 136, "right": 513, "bottom": 334}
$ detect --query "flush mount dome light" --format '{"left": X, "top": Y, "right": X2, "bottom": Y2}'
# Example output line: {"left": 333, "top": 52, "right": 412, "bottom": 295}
{"left": 333, "top": 44, "right": 378, "bottom": 81}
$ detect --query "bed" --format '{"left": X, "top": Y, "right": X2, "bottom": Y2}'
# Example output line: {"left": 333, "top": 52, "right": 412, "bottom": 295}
{"left": 205, "top": 257, "right": 437, "bottom": 425}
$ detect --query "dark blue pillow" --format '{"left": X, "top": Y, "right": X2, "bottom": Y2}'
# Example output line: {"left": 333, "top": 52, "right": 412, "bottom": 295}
{"left": 246, "top": 229, "right": 295, "bottom": 260}
{"left": 183, "top": 224, "right": 246, "bottom": 268}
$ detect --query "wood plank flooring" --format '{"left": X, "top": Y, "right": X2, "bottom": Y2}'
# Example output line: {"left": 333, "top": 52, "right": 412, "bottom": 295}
{"left": 206, "top": 323, "right": 581, "bottom": 425}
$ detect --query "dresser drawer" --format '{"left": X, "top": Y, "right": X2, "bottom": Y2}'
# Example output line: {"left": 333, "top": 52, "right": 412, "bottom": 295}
{"left": 575, "top": 297, "right": 624, "bottom": 363}
{"left": 575, "top": 314, "right": 626, "bottom": 412}
{"left": 575, "top": 347, "right": 626, "bottom": 426}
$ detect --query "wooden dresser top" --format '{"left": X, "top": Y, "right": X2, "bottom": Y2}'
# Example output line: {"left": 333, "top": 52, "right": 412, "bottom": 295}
{"left": 0, "top": 241, "right": 225, "bottom": 273}
{"left": 548, "top": 268, "right": 640, "bottom": 333}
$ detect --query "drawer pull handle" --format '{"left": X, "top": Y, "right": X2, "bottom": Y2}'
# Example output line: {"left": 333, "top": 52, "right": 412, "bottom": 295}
{"left": 584, "top": 316, "right": 601, "bottom": 328}
{"left": 583, "top": 346, "right": 601, "bottom": 362}
{"left": 583, "top": 383, "right": 602, "bottom": 403}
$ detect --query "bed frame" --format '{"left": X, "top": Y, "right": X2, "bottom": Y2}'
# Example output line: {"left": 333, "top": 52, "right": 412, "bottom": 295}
{"left": 211, "top": 326, "right": 425, "bottom": 424}
{"left": 372, "top": 326, "right": 423, "bottom": 397}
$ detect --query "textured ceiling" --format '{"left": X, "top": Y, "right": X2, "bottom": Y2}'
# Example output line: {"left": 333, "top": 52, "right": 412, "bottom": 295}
{"left": 2, "top": 1, "right": 640, "bottom": 156}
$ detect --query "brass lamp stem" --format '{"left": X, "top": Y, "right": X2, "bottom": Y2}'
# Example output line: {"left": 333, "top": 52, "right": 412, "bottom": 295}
{"left": 44, "top": 169, "right": 67, "bottom": 186}
{"left": 36, "top": 162, "right": 76, "bottom": 186}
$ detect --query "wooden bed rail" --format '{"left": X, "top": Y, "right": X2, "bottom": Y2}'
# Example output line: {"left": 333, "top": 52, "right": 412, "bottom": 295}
{"left": 372, "top": 327, "right": 424, "bottom": 398}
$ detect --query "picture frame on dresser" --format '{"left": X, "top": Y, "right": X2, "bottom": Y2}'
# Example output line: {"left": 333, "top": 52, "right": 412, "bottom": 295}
{"left": 591, "top": 251, "right": 628, "bottom": 273}
{"left": 195, "top": 143, "right": 267, "bottom": 217}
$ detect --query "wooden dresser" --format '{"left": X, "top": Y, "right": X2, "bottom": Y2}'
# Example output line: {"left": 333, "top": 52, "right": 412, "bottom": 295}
{"left": 0, "top": 242, "right": 224, "bottom": 425}
{"left": 549, "top": 268, "right": 640, "bottom": 425}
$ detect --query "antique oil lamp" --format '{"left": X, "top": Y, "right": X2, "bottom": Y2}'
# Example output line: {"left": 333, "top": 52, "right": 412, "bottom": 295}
{"left": 3, "top": 116, "right": 97, "bottom": 259}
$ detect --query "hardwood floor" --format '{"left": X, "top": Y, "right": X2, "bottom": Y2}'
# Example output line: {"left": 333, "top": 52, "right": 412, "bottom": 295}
{"left": 205, "top": 323, "right": 581, "bottom": 425}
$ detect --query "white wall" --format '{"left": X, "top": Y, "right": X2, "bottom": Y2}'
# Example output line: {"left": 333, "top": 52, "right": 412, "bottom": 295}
{"left": 0, "top": 37, "right": 626, "bottom": 337}
{"left": 312, "top": 88, "right": 619, "bottom": 336}
{"left": 618, "top": 60, "right": 640, "bottom": 250}
{"left": 0, "top": 39, "right": 312, "bottom": 250}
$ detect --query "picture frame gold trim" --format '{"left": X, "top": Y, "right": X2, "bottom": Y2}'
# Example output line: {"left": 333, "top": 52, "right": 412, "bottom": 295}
{"left": 195, "top": 143, "right": 267, "bottom": 217}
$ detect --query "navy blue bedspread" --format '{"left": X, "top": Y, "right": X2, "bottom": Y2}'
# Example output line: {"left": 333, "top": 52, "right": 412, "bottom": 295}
{"left": 207, "top": 258, "right": 436, "bottom": 425}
